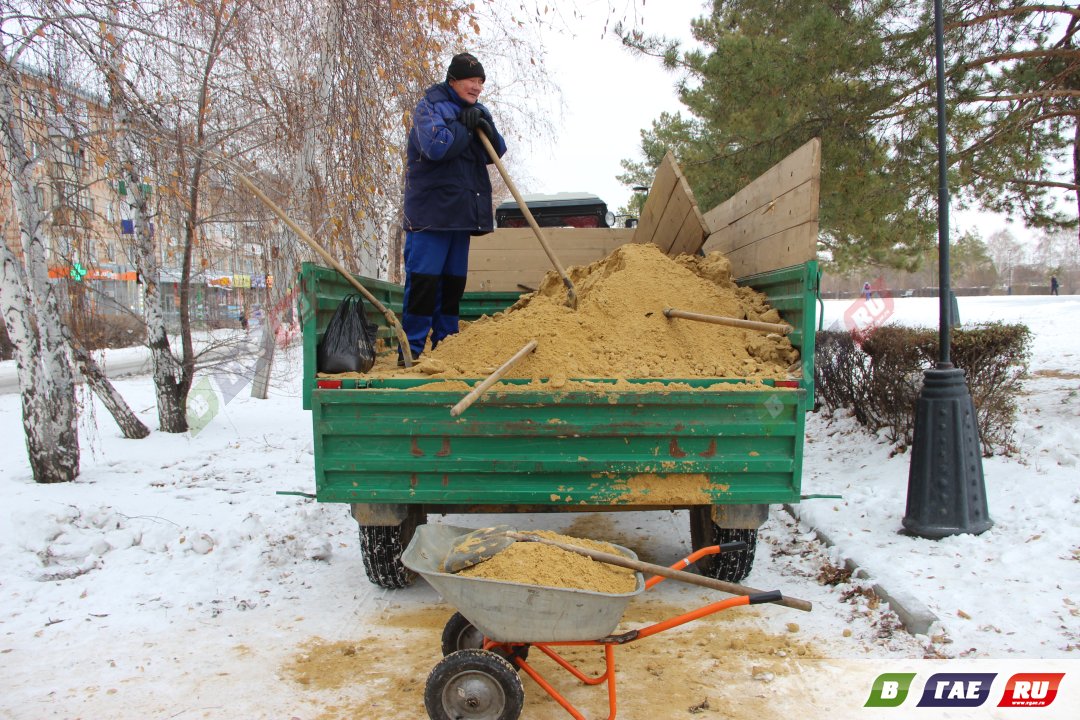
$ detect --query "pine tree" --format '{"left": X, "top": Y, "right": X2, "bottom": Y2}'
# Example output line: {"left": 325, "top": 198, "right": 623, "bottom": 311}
{"left": 620, "top": 0, "right": 1079, "bottom": 270}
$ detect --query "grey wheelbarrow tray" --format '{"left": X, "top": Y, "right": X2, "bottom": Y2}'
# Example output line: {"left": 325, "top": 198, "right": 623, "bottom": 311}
{"left": 402, "top": 523, "right": 645, "bottom": 643}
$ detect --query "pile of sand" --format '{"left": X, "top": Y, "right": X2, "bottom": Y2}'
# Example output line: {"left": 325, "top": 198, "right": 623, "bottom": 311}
{"left": 378, "top": 242, "right": 799, "bottom": 380}
{"left": 456, "top": 530, "right": 639, "bottom": 594}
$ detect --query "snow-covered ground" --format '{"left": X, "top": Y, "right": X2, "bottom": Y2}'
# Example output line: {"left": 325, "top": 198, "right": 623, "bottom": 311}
{"left": 1, "top": 295, "right": 1077, "bottom": 719}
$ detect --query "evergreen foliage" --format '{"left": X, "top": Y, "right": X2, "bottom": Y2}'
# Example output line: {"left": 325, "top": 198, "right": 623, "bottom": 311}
{"left": 619, "top": 1, "right": 1079, "bottom": 271}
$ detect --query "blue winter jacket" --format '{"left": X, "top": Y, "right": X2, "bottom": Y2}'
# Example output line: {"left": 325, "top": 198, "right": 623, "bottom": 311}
{"left": 402, "top": 82, "right": 507, "bottom": 234}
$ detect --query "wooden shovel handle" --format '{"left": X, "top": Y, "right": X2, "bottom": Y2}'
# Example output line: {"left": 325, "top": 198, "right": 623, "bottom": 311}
{"left": 476, "top": 129, "right": 578, "bottom": 309}
{"left": 234, "top": 172, "right": 415, "bottom": 367}
{"left": 511, "top": 532, "right": 812, "bottom": 612}
{"left": 664, "top": 307, "right": 793, "bottom": 335}
{"left": 450, "top": 340, "right": 538, "bottom": 417}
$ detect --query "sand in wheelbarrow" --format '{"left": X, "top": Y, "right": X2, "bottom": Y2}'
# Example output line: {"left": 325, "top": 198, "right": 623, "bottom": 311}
{"left": 358, "top": 242, "right": 799, "bottom": 381}
{"left": 455, "top": 529, "right": 638, "bottom": 594}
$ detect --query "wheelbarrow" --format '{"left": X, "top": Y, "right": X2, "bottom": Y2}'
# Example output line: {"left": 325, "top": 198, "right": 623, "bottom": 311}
{"left": 402, "top": 523, "right": 796, "bottom": 720}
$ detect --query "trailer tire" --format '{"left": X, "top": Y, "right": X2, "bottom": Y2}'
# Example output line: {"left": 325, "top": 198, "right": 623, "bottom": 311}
{"left": 689, "top": 508, "right": 757, "bottom": 583}
{"left": 358, "top": 509, "right": 426, "bottom": 589}
{"left": 442, "top": 612, "right": 529, "bottom": 665}
{"left": 424, "top": 649, "right": 524, "bottom": 720}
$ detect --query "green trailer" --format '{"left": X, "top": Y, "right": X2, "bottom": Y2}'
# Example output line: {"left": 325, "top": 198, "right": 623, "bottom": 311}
{"left": 297, "top": 258, "right": 819, "bottom": 589}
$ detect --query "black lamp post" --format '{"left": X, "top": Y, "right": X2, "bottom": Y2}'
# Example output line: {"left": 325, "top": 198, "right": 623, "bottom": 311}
{"left": 902, "top": 0, "right": 992, "bottom": 538}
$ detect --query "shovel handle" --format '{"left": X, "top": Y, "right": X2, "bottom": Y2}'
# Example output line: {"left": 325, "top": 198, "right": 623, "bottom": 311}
{"left": 450, "top": 340, "right": 538, "bottom": 417}
{"left": 476, "top": 129, "right": 578, "bottom": 309}
{"left": 234, "top": 172, "right": 415, "bottom": 366}
{"left": 510, "top": 532, "right": 812, "bottom": 612}
{"left": 664, "top": 307, "right": 794, "bottom": 335}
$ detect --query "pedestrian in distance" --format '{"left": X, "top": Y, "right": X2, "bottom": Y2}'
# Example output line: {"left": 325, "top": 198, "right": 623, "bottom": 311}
{"left": 863, "top": 281, "right": 872, "bottom": 301}
{"left": 399, "top": 52, "right": 507, "bottom": 365}
{"left": 1050, "top": 275, "right": 1059, "bottom": 296}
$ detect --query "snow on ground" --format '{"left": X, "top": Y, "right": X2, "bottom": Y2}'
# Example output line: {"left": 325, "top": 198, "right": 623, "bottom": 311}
{"left": 805, "top": 295, "right": 1080, "bottom": 662}
{"left": 0, "top": 296, "right": 1077, "bottom": 719}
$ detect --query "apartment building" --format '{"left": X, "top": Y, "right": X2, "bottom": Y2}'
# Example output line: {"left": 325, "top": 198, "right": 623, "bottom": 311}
{"left": 2, "top": 65, "right": 267, "bottom": 330}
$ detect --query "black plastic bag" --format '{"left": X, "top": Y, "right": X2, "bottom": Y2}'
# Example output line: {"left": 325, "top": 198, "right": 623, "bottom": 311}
{"left": 317, "top": 294, "right": 378, "bottom": 373}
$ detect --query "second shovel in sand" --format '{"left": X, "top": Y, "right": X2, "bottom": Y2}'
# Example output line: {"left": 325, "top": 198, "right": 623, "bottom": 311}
{"left": 476, "top": 128, "right": 579, "bottom": 310}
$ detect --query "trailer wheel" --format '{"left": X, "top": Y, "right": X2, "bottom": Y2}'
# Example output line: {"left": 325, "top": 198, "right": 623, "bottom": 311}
{"left": 424, "top": 649, "right": 524, "bottom": 720}
{"left": 689, "top": 507, "right": 758, "bottom": 583}
{"left": 442, "top": 612, "right": 530, "bottom": 664}
{"left": 358, "top": 508, "right": 426, "bottom": 589}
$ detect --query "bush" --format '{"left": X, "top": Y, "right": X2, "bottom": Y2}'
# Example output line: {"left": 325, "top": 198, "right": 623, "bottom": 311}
{"left": 815, "top": 323, "right": 1031, "bottom": 455}
{"left": 68, "top": 312, "right": 146, "bottom": 351}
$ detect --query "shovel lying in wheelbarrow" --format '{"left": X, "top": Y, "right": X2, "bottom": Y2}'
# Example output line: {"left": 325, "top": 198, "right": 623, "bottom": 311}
{"left": 442, "top": 525, "right": 812, "bottom": 612}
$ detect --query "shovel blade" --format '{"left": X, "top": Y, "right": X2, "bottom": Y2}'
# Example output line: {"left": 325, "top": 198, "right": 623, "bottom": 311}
{"left": 440, "top": 524, "right": 517, "bottom": 573}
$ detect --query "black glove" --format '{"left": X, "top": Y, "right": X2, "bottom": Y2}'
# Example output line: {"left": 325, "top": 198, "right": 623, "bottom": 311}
{"left": 475, "top": 117, "right": 494, "bottom": 139}
{"left": 459, "top": 106, "right": 482, "bottom": 131}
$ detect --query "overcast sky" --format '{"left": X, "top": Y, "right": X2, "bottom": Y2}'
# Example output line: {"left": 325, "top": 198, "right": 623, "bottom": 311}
{"left": 506, "top": 0, "right": 705, "bottom": 214}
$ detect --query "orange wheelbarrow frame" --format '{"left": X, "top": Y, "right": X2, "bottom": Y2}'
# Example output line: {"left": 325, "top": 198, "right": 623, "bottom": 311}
{"left": 477, "top": 545, "right": 785, "bottom": 720}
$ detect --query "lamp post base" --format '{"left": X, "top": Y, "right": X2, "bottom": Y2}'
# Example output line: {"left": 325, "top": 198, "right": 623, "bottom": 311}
{"left": 903, "top": 367, "right": 992, "bottom": 538}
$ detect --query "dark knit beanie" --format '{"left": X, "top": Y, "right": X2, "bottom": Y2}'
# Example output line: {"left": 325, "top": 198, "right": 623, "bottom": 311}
{"left": 446, "top": 52, "right": 485, "bottom": 82}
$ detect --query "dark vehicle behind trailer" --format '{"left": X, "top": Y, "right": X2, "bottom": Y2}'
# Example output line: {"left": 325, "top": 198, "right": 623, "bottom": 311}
{"left": 495, "top": 192, "right": 611, "bottom": 229}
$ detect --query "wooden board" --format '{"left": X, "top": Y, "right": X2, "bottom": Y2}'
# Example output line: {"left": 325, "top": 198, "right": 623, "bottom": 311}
{"left": 633, "top": 151, "right": 708, "bottom": 255}
{"left": 711, "top": 226, "right": 818, "bottom": 279}
{"left": 701, "top": 138, "right": 820, "bottom": 277}
{"left": 463, "top": 139, "right": 819, "bottom": 290}
{"left": 633, "top": 153, "right": 679, "bottom": 248}
{"left": 702, "top": 139, "right": 821, "bottom": 234}
{"left": 466, "top": 228, "right": 635, "bottom": 292}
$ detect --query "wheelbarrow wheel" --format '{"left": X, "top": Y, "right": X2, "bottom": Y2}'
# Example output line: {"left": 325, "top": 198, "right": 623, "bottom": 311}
{"left": 689, "top": 507, "right": 757, "bottom": 583}
{"left": 441, "top": 612, "right": 530, "bottom": 664}
{"left": 424, "top": 649, "right": 524, "bottom": 720}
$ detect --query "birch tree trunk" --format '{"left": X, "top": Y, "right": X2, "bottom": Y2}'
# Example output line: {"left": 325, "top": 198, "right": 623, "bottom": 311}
{"left": 69, "top": 341, "right": 150, "bottom": 438}
{"left": 0, "top": 67, "right": 80, "bottom": 483}
{"left": 121, "top": 145, "right": 188, "bottom": 431}
{"left": 91, "top": 4, "right": 189, "bottom": 433}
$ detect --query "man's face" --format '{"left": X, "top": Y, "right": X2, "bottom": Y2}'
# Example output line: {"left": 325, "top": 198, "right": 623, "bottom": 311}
{"left": 449, "top": 76, "right": 484, "bottom": 105}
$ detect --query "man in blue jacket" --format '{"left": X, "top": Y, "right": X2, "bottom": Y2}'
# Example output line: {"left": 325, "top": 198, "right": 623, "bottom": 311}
{"left": 400, "top": 52, "right": 507, "bottom": 363}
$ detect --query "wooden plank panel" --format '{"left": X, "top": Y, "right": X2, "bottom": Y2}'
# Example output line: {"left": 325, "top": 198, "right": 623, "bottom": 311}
{"left": 703, "top": 138, "right": 821, "bottom": 234}
{"left": 662, "top": 159, "right": 710, "bottom": 256}
{"left": 633, "top": 152, "right": 679, "bottom": 247}
{"left": 669, "top": 211, "right": 707, "bottom": 257}
{"left": 706, "top": 224, "right": 817, "bottom": 279}
{"left": 471, "top": 228, "right": 634, "bottom": 251}
{"left": 671, "top": 164, "right": 708, "bottom": 255}
{"left": 466, "top": 271, "right": 548, "bottom": 292}
{"left": 469, "top": 248, "right": 621, "bottom": 270}
{"left": 703, "top": 180, "right": 817, "bottom": 256}
{"left": 652, "top": 186, "right": 693, "bottom": 253}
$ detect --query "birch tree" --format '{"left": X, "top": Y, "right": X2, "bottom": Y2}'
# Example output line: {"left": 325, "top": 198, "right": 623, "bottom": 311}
{"left": 0, "top": 50, "right": 80, "bottom": 482}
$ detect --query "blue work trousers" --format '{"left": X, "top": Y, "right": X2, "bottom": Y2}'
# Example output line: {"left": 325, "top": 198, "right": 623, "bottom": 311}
{"left": 401, "top": 230, "right": 471, "bottom": 359}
